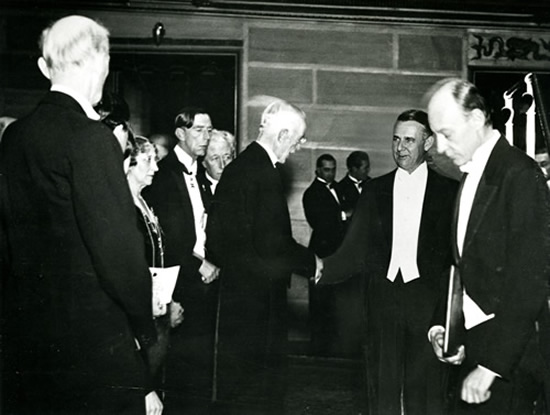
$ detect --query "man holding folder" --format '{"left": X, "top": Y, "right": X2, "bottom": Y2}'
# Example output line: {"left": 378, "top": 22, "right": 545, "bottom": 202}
{"left": 427, "top": 78, "right": 550, "bottom": 414}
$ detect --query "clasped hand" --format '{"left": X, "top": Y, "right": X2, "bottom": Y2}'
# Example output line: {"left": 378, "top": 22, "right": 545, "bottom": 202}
{"left": 199, "top": 259, "right": 220, "bottom": 284}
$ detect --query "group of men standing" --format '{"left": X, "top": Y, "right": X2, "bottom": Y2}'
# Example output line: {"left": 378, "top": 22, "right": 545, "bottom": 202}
{"left": 303, "top": 150, "right": 370, "bottom": 356}
{"left": 2, "top": 13, "right": 550, "bottom": 415}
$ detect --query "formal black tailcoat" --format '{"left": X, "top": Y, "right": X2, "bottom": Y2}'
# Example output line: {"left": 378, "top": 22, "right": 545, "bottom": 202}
{"left": 143, "top": 148, "right": 218, "bottom": 403}
{"left": 448, "top": 137, "right": 550, "bottom": 414}
{"left": 302, "top": 178, "right": 345, "bottom": 258}
{"left": 0, "top": 91, "right": 155, "bottom": 414}
{"left": 207, "top": 141, "right": 316, "bottom": 410}
{"left": 321, "top": 166, "right": 458, "bottom": 415}
{"left": 336, "top": 174, "right": 369, "bottom": 217}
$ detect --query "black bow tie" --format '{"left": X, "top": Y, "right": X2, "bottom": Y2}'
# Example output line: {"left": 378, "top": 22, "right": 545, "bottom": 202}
{"left": 327, "top": 182, "right": 335, "bottom": 190}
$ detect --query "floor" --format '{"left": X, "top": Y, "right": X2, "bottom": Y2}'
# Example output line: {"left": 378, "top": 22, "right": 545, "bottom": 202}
{"left": 286, "top": 355, "right": 364, "bottom": 415}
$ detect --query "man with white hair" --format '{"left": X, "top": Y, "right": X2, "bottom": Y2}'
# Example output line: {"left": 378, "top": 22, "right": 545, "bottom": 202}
{"left": 198, "top": 129, "right": 235, "bottom": 211}
{"left": 0, "top": 16, "right": 162, "bottom": 415}
{"left": 207, "top": 100, "right": 322, "bottom": 414}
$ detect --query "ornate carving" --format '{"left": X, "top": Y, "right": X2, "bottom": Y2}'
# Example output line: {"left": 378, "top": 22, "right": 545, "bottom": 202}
{"left": 470, "top": 34, "right": 550, "bottom": 62}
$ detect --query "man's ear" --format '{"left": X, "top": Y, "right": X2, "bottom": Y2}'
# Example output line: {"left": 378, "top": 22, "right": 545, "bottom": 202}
{"left": 423, "top": 134, "right": 434, "bottom": 152}
{"left": 469, "top": 108, "right": 486, "bottom": 129}
{"left": 37, "top": 57, "right": 51, "bottom": 80}
{"left": 277, "top": 128, "right": 289, "bottom": 143}
{"left": 175, "top": 127, "right": 186, "bottom": 141}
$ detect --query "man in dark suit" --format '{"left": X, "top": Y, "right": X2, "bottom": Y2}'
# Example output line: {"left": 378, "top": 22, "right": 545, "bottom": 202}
{"left": 337, "top": 150, "right": 371, "bottom": 220}
{"left": 302, "top": 154, "right": 348, "bottom": 355}
{"left": 0, "top": 16, "right": 162, "bottom": 415}
{"left": 143, "top": 108, "right": 220, "bottom": 411}
{"left": 428, "top": 78, "right": 550, "bottom": 414}
{"left": 197, "top": 129, "right": 235, "bottom": 212}
{"left": 319, "top": 109, "right": 458, "bottom": 415}
{"left": 207, "top": 100, "right": 321, "bottom": 414}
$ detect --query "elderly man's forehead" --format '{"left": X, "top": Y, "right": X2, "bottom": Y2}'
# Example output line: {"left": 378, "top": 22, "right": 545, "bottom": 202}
{"left": 207, "top": 137, "right": 231, "bottom": 154}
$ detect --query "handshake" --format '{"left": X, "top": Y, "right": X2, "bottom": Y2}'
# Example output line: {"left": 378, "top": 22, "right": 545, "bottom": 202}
{"left": 313, "top": 255, "right": 324, "bottom": 284}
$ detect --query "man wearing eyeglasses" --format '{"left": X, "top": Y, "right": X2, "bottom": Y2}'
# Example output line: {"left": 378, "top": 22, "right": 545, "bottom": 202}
{"left": 207, "top": 99, "right": 322, "bottom": 414}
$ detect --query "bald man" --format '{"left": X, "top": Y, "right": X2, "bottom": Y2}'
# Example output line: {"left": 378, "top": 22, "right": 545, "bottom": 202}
{"left": 207, "top": 100, "right": 321, "bottom": 414}
{"left": 428, "top": 78, "right": 550, "bottom": 415}
{"left": 0, "top": 16, "right": 162, "bottom": 415}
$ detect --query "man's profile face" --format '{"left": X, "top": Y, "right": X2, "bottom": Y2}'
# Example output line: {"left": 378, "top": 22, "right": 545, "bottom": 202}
{"left": 179, "top": 113, "right": 213, "bottom": 159}
{"left": 203, "top": 139, "right": 233, "bottom": 181}
{"left": 535, "top": 152, "right": 550, "bottom": 180}
{"left": 428, "top": 91, "right": 479, "bottom": 167}
{"left": 274, "top": 117, "right": 306, "bottom": 164}
{"left": 350, "top": 160, "right": 370, "bottom": 181}
{"left": 316, "top": 160, "right": 336, "bottom": 183}
{"left": 392, "top": 120, "right": 430, "bottom": 173}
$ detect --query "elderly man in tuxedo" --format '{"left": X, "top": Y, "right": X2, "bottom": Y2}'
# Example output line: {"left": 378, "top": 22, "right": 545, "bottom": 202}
{"left": 0, "top": 16, "right": 162, "bottom": 415}
{"left": 197, "top": 129, "right": 235, "bottom": 212}
{"left": 428, "top": 78, "right": 550, "bottom": 415}
{"left": 319, "top": 109, "right": 458, "bottom": 415}
{"left": 207, "top": 100, "right": 321, "bottom": 414}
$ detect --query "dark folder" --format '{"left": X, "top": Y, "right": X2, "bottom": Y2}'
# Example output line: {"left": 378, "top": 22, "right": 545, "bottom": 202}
{"left": 443, "top": 265, "right": 465, "bottom": 357}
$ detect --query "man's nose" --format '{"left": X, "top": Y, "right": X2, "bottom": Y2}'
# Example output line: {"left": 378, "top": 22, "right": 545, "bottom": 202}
{"left": 435, "top": 135, "right": 447, "bottom": 154}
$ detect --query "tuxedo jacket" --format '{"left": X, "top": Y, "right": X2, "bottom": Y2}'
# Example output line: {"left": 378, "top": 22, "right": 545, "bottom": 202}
{"left": 453, "top": 137, "right": 550, "bottom": 379}
{"left": 143, "top": 149, "right": 211, "bottom": 302}
{"left": 196, "top": 164, "right": 214, "bottom": 213}
{"left": 337, "top": 175, "right": 369, "bottom": 216}
{"left": 302, "top": 178, "right": 346, "bottom": 258}
{"left": 322, "top": 167, "right": 458, "bottom": 330}
{"left": 0, "top": 92, "right": 155, "bottom": 405}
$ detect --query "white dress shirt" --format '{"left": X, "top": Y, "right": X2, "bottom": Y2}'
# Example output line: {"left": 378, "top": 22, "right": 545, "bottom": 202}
{"left": 316, "top": 177, "right": 340, "bottom": 204}
{"left": 457, "top": 131, "right": 500, "bottom": 330}
{"left": 386, "top": 162, "right": 428, "bottom": 283}
{"left": 205, "top": 171, "right": 219, "bottom": 195}
{"left": 174, "top": 145, "right": 207, "bottom": 259}
{"left": 348, "top": 174, "right": 363, "bottom": 193}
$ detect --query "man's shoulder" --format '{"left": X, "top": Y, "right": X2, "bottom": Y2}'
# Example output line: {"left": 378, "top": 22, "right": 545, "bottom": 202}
{"left": 428, "top": 167, "right": 459, "bottom": 190}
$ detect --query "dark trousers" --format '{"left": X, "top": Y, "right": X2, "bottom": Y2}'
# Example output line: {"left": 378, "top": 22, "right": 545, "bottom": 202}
{"left": 366, "top": 274, "right": 448, "bottom": 415}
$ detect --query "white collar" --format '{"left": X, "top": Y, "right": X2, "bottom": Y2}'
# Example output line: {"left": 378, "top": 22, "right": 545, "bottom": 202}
{"left": 205, "top": 171, "right": 219, "bottom": 185}
{"left": 459, "top": 130, "right": 500, "bottom": 175}
{"left": 174, "top": 145, "right": 197, "bottom": 174}
{"left": 51, "top": 84, "right": 100, "bottom": 121}
{"left": 395, "top": 161, "right": 428, "bottom": 181}
{"left": 256, "top": 140, "right": 279, "bottom": 167}
{"left": 348, "top": 174, "right": 362, "bottom": 184}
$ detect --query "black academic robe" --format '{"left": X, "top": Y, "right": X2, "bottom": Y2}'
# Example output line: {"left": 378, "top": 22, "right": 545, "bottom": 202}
{"left": 207, "top": 141, "right": 316, "bottom": 411}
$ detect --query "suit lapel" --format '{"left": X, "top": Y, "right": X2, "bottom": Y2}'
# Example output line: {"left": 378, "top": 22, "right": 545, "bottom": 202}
{"left": 377, "top": 171, "right": 395, "bottom": 248}
{"left": 164, "top": 151, "right": 196, "bottom": 229}
{"left": 462, "top": 137, "right": 506, "bottom": 255}
{"left": 417, "top": 169, "right": 436, "bottom": 259}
